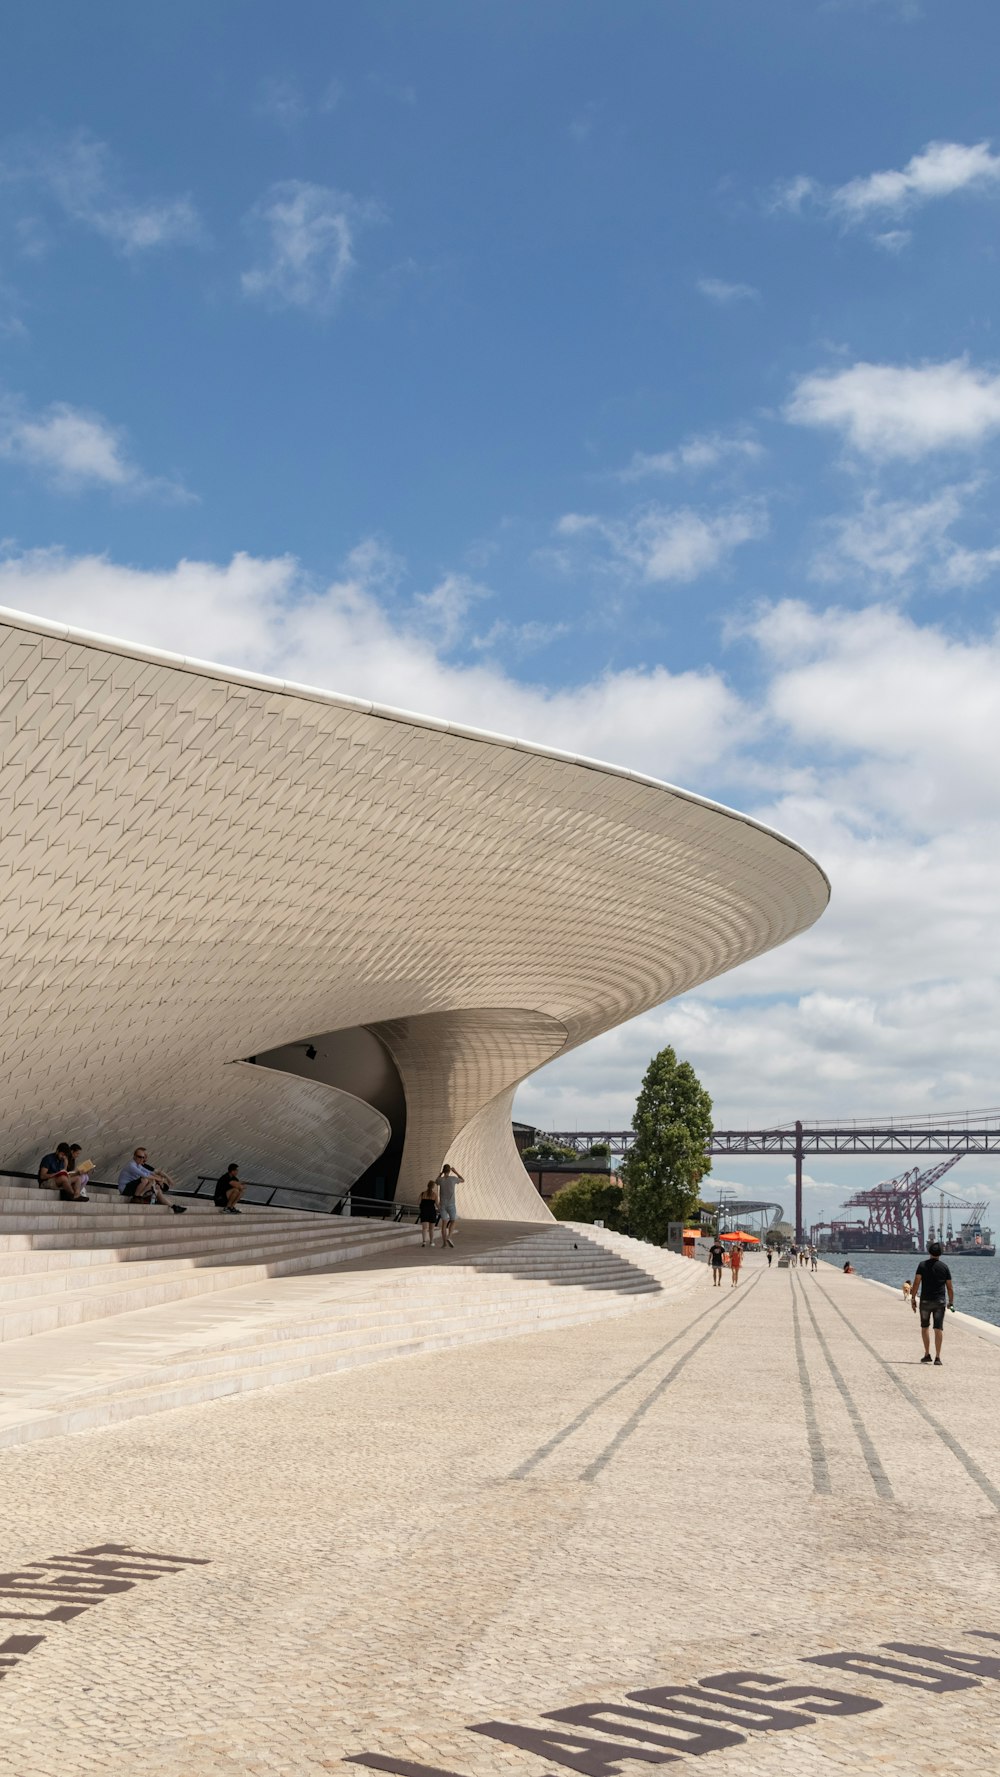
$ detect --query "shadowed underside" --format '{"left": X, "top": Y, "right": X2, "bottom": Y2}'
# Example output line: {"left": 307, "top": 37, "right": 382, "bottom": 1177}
{"left": 0, "top": 608, "right": 829, "bottom": 1218}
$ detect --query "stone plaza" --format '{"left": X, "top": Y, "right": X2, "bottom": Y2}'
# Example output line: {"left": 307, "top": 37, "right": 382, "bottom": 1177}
{"left": 2, "top": 1251, "right": 998, "bottom": 1777}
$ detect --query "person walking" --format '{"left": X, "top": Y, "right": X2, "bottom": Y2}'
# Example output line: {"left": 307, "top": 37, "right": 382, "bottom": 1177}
{"left": 729, "top": 1241, "right": 743, "bottom": 1287}
{"left": 911, "top": 1240, "right": 954, "bottom": 1366}
{"left": 435, "top": 1163, "right": 462, "bottom": 1248}
{"left": 766, "top": 1248, "right": 773, "bottom": 1268}
{"left": 810, "top": 1248, "right": 818, "bottom": 1272}
{"left": 418, "top": 1179, "right": 439, "bottom": 1248}
{"left": 708, "top": 1236, "right": 725, "bottom": 1287}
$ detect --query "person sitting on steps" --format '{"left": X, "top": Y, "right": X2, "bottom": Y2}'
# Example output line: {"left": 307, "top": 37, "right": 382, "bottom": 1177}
{"left": 214, "top": 1162, "right": 244, "bottom": 1215}
{"left": 37, "top": 1141, "right": 88, "bottom": 1202}
{"left": 117, "top": 1147, "right": 187, "bottom": 1214}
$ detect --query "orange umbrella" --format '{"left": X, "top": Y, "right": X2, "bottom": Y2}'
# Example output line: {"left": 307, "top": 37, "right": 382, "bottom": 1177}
{"left": 721, "top": 1230, "right": 759, "bottom": 1243}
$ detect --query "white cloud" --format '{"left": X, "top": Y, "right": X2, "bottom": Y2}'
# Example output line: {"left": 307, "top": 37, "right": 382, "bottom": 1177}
{"left": 0, "top": 546, "right": 745, "bottom": 781}
{"left": 412, "top": 571, "right": 491, "bottom": 649}
{"left": 0, "top": 397, "right": 190, "bottom": 498}
{"left": 696, "top": 276, "right": 759, "bottom": 304}
{"left": 830, "top": 139, "right": 1000, "bottom": 221}
{"left": 522, "top": 594, "right": 1000, "bottom": 1191}
{"left": 785, "top": 359, "right": 1000, "bottom": 459}
{"left": 0, "top": 131, "right": 203, "bottom": 255}
{"left": 556, "top": 500, "right": 768, "bottom": 583}
{"left": 770, "top": 140, "right": 1000, "bottom": 241}
{"left": 5, "top": 542, "right": 1000, "bottom": 1213}
{"left": 618, "top": 431, "right": 763, "bottom": 481}
{"left": 808, "top": 484, "right": 992, "bottom": 587}
{"left": 241, "top": 180, "right": 382, "bottom": 313}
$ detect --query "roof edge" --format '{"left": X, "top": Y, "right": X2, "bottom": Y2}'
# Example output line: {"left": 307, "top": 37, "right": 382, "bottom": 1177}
{"left": 0, "top": 601, "right": 830, "bottom": 903}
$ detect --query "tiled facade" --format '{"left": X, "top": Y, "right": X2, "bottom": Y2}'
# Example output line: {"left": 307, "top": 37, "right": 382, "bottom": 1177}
{"left": 0, "top": 608, "right": 829, "bottom": 1215}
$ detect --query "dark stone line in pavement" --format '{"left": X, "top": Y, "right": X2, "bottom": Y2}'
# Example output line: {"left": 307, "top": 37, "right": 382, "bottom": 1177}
{"left": 789, "top": 1269, "right": 832, "bottom": 1496}
{"left": 812, "top": 1277, "right": 1000, "bottom": 1513}
{"left": 579, "top": 1275, "right": 762, "bottom": 1482}
{"left": 793, "top": 1269, "right": 893, "bottom": 1500}
{"left": 510, "top": 1290, "right": 726, "bottom": 1480}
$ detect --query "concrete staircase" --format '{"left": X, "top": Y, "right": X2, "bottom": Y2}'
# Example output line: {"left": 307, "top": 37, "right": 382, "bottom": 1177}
{"left": 0, "top": 1189, "right": 702, "bottom": 1448}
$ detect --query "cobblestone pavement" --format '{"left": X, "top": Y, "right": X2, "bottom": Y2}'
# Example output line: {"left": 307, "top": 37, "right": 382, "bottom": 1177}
{"left": 1, "top": 1257, "right": 998, "bottom": 1776}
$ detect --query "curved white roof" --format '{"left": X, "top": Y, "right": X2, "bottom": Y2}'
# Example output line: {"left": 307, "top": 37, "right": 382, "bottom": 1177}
{"left": 0, "top": 606, "right": 829, "bottom": 1219}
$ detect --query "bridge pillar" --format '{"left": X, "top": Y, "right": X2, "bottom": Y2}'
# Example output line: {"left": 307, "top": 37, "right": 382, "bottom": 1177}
{"left": 795, "top": 1120, "right": 804, "bottom": 1243}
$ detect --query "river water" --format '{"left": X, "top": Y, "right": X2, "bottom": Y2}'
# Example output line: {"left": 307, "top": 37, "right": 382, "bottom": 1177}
{"left": 826, "top": 1250, "right": 1000, "bottom": 1329}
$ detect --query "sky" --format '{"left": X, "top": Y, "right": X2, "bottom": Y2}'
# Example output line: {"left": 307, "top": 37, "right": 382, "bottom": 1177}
{"left": 2, "top": 0, "right": 1000, "bottom": 1232}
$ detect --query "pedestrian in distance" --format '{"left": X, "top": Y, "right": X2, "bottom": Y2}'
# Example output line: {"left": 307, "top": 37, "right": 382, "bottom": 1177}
{"left": 418, "top": 1179, "right": 439, "bottom": 1248}
{"left": 766, "top": 1248, "right": 773, "bottom": 1268}
{"left": 435, "top": 1163, "right": 463, "bottom": 1248}
{"left": 708, "top": 1235, "right": 725, "bottom": 1287}
{"left": 214, "top": 1162, "right": 244, "bottom": 1214}
{"left": 729, "top": 1241, "right": 743, "bottom": 1287}
{"left": 911, "top": 1240, "right": 954, "bottom": 1366}
{"left": 810, "top": 1248, "right": 818, "bottom": 1272}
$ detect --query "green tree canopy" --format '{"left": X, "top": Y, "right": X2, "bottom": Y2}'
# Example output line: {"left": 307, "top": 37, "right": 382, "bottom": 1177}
{"left": 549, "top": 1176, "right": 627, "bottom": 1231}
{"left": 621, "top": 1046, "right": 713, "bottom": 1245}
{"left": 522, "top": 1139, "right": 579, "bottom": 1163}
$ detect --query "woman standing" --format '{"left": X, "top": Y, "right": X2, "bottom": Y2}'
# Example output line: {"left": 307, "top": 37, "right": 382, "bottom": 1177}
{"left": 418, "top": 1180, "right": 439, "bottom": 1248}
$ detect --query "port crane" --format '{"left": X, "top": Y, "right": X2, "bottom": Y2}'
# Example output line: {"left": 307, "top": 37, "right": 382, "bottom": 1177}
{"left": 810, "top": 1156, "right": 960, "bottom": 1251}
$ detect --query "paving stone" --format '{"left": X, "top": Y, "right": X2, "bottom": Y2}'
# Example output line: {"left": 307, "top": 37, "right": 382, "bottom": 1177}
{"left": 0, "top": 1256, "right": 997, "bottom": 1776}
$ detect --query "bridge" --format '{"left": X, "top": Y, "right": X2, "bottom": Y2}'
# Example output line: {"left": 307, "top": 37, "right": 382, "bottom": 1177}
{"left": 540, "top": 1113, "right": 1000, "bottom": 1241}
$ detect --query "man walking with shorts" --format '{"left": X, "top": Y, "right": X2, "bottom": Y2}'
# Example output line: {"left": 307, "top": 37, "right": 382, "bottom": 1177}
{"left": 911, "top": 1240, "right": 954, "bottom": 1365}
{"left": 708, "top": 1236, "right": 725, "bottom": 1287}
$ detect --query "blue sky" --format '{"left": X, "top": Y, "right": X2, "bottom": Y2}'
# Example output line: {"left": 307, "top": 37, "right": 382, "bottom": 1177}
{"left": 3, "top": 0, "right": 1000, "bottom": 1227}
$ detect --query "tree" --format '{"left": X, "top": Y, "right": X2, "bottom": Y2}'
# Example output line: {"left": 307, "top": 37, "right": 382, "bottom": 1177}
{"left": 621, "top": 1046, "right": 713, "bottom": 1245}
{"left": 549, "top": 1176, "right": 627, "bottom": 1231}
{"left": 585, "top": 1142, "right": 611, "bottom": 1160}
{"left": 522, "top": 1139, "right": 579, "bottom": 1163}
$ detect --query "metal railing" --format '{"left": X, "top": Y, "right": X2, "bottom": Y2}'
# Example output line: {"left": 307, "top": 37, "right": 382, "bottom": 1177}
{"left": 1, "top": 1167, "right": 414, "bottom": 1220}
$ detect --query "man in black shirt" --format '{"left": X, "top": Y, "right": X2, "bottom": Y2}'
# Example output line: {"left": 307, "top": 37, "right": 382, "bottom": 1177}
{"left": 911, "top": 1241, "right": 954, "bottom": 1365}
{"left": 214, "top": 1162, "right": 244, "bottom": 1215}
{"left": 708, "top": 1238, "right": 725, "bottom": 1288}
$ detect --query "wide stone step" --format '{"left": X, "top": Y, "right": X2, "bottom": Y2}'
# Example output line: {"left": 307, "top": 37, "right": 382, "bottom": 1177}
{"left": 0, "top": 1284, "right": 650, "bottom": 1449}
{"left": 0, "top": 1230, "right": 424, "bottom": 1342}
{"left": 0, "top": 1215, "right": 407, "bottom": 1250}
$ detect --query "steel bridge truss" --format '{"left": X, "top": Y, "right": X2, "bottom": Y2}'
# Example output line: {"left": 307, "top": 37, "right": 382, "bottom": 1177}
{"left": 541, "top": 1119, "right": 1000, "bottom": 1241}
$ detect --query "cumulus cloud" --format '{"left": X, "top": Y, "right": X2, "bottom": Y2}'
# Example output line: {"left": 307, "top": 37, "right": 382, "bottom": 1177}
{"left": 241, "top": 180, "right": 382, "bottom": 312}
{"left": 522, "top": 594, "right": 1000, "bottom": 1198}
{"left": 0, "top": 397, "right": 190, "bottom": 498}
{"left": 770, "top": 139, "right": 1000, "bottom": 240}
{"left": 556, "top": 500, "right": 768, "bottom": 583}
{"left": 0, "top": 130, "right": 203, "bottom": 255}
{"left": 617, "top": 431, "right": 763, "bottom": 481}
{"left": 830, "top": 139, "right": 1000, "bottom": 221}
{"left": 696, "top": 276, "right": 759, "bottom": 304}
{"left": 785, "top": 359, "right": 1000, "bottom": 459}
{"left": 808, "top": 484, "right": 989, "bottom": 587}
{"left": 0, "top": 545, "right": 745, "bottom": 780}
{"left": 5, "top": 543, "right": 1000, "bottom": 1206}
